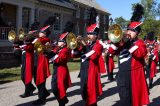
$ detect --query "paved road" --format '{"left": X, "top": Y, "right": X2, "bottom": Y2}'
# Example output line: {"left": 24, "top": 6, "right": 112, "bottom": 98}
{"left": 0, "top": 67, "right": 160, "bottom": 106}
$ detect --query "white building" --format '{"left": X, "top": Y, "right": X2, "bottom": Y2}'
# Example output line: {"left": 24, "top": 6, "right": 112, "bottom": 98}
{"left": 0, "top": 0, "right": 110, "bottom": 68}
{"left": 0, "top": 0, "right": 75, "bottom": 45}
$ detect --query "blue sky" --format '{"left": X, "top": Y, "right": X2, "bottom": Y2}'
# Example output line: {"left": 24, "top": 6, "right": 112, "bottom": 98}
{"left": 96, "top": 0, "right": 141, "bottom": 20}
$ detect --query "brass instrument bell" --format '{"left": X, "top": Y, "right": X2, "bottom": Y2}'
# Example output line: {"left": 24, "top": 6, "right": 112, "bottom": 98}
{"left": 8, "top": 30, "right": 16, "bottom": 42}
{"left": 108, "top": 24, "right": 123, "bottom": 43}
{"left": 66, "top": 33, "right": 78, "bottom": 50}
{"left": 34, "top": 40, "right": 43, "bottom": 54}
{"left": 19, "top": 28, "right": 25, "bottom": 41}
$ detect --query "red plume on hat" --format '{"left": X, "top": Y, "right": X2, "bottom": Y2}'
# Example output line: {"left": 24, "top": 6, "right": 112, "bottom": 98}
{"left": 28, "top": 30, "right": 38, "bottom": 35}
{"left": 59, "top": 32, "right": 69, "bottom": 41}
{"left": 86, "top": 7, "right": 99, "bottom": 35}
{"left": 128, "top": 4, "right": 144, "bottom": 31}
{"left": 40, "top": 25, "right": 50, "bottom": 33}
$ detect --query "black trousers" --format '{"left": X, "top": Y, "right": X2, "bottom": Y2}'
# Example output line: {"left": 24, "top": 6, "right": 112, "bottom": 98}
{"left": 106, "top": 55, "right": 113, "bottom": 80}
{"left": 107, "top": 71, "right": 113, "bottom": 80}
{"left": 117, "top": 71, "right": 132, "bottom": 106}
{"left": 146, "top": 64, "right": 153, "bottom": 87}
{"left": 37, "top": 82, "right": 50, "bottom": 99}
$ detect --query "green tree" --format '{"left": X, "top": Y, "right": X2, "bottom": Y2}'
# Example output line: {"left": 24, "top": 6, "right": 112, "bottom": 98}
{"left": 114, "top": 17, "right": 129, "bottom": 29}
{"left": 140, "top": 19, "right": 160, "bottom": 38}
{"left": 156, "top": 3, "right": 160, "bottom": 20}
{"left": 131, "top": 1, "right": 160, "bottom": 39}
{"left": 141, "top": 0, "right": 157, "bottom": 20}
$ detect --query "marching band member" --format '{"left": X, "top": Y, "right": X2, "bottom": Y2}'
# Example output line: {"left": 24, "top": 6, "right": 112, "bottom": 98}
{"left": 13, "top": 37, "right": 24, "bottom": 62}
{"left": 19, "top": 34, "right": 36, "bottom": 98}
{"left": 99, "top": 39, "right": 115, "bottom": 81}
{"left": 32, "top": 25, "right": 51, "bottom": 105}
{"left": 108, "top": 4, "right": 149, "bottom": 106}
{"left": 72, "top": 8, "right": 106, "bottom": 106}
{"left": 145, "top": 31, "right": 159, "bottom": 88}
{"left": 149, "top": 47, "right": 159, "bottom": 88}
{"left": 46, "top": 21, "right": 73, "bottom": 106}
{"left": 105, "top": 40, "right": 115, "bottom": 81}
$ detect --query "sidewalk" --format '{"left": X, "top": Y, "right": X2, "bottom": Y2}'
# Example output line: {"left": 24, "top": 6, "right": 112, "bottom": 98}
{"left": 0, "top": 68, "right": 160, "bottom": 106}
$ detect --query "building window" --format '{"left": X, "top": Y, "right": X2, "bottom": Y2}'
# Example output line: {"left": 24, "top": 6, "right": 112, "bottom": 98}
{"left": 75, "top": 22, "right": 79, "bottom": 35}
{"left": 83, "top": 23, "right": 87, "bottom": 35}
{"left": 84, "top": 8, "right": 90, "bottom": 20}
{"left": 35, "top": 8, "right": 39, "bottom": 20}
{"left": 105, "top": 15, "right": 109, "bottom": 25}
{"left": 74, "top": 4, "right": 80, "bottom": 18}
{"left": 103, "top": 15, "right": 106, "bottom": 24}
{"left": 22, "top": 8, "right": 30, "bottom": 29}
{"left": 54, "top": 13, "right": 61, "bottom": 31}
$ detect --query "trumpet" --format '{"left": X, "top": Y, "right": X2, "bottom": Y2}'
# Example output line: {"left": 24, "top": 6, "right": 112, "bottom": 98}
{"left": 66, "top": 32, "right": 90, "bottom": 49}
{"left": 33, "top": 39, "right": 53, "bottom": 54}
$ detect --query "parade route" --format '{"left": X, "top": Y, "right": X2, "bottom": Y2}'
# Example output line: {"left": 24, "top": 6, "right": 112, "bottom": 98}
{"left": 0, "top": 67, "right": 160, "bottom": 106}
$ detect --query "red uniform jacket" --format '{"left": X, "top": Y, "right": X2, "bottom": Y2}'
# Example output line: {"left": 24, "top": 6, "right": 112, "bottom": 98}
{"left": 71, "top": 40, "right": 105, "bottom": 105}
{"left": 24, "top": 44, "right": 34, "bottom": 85}
{"left": 109, "top": 39, "right": 150, "bottom": 106}
{"left": 105, "top": 42, "right": 115, "bottom": 73}
{"left": 150, "top": 48, "right": 159, "bottom": 79}
{"left": 108, "top": 55, "right": 115, "bottom": 73}
{"left": 36, "top": 37, "right": 51, "bottom": 85}
{"left": 53, "top": 47, "right": 71, "bottom": 99}
{"left": 82, "top": 41, "right": 104, "bottom": 105}
{"left": 97, "top": 40, "right": 107, "bottom": 73}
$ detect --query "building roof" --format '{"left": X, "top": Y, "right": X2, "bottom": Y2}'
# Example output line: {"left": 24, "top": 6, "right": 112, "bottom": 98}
{"left": 38, "top": 0, "right": 76, "bottom": 10}
{"left": 72, "top": 0, "right": 110, "bottom": 14}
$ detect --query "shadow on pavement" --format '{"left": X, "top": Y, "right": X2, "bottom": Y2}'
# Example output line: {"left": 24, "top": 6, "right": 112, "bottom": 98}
{"left": 0, "top": 80, "right": 12, "bottom": 84}
{"left": 69, "top": 100, "right": 85, "bottom": 106}
{"left": 152, "top": 77, "right": 160, "bottom": 87}
{"left": 99, "top": 86, "right": 118, "bottom": 101}
{"left": 149, "top": 96, "right": 160, "bottom": 106}
{"left": 112, "top": 101, "right": 121, "bottom": 106}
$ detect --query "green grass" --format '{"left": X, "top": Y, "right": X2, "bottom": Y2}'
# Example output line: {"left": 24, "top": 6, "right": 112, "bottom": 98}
{"left": 0, "top": 67, "right": 21, "bottom": 84}
{"left": 0, "top": 57, "right": 118, "bottom": 84}
{"left": 0, "top": 60, "right": 80, "bottom": 84}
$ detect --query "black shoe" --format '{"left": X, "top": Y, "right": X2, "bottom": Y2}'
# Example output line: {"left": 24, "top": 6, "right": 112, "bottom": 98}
{"left": 59, "top": 97, "right": 69, "bottom": 106}
{"left": 32, "top": 99, "right": 46, "bottom": 105}
{"left": 19, "top": 93, "right": 32, "bottom": 98}
{"left": 149, "top": 84, "right": 153, "bottom": 89}
{"left": 30, "top": 87, "right": 36, "bottom": 95}
{"left": 19, "top": 87, "right": 36, "bottom": 98}
{"left": 108, "top": 78, "right": 114, "bottom": 82}
{"left": 59, "top": 100, "right": 68, "bottom": 106}
{"left": 44, "top": 91, "right": 50, "bottom": 99}
{"left": 63, "top": 97, "right": 69, "bottom": 104}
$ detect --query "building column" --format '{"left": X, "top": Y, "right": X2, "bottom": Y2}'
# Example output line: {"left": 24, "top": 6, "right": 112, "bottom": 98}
{"left": 16, "top": 5, "right": 23, "bottom": 32}
{"left": 30, "top": 8, "right": 35, "bottom": 26}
